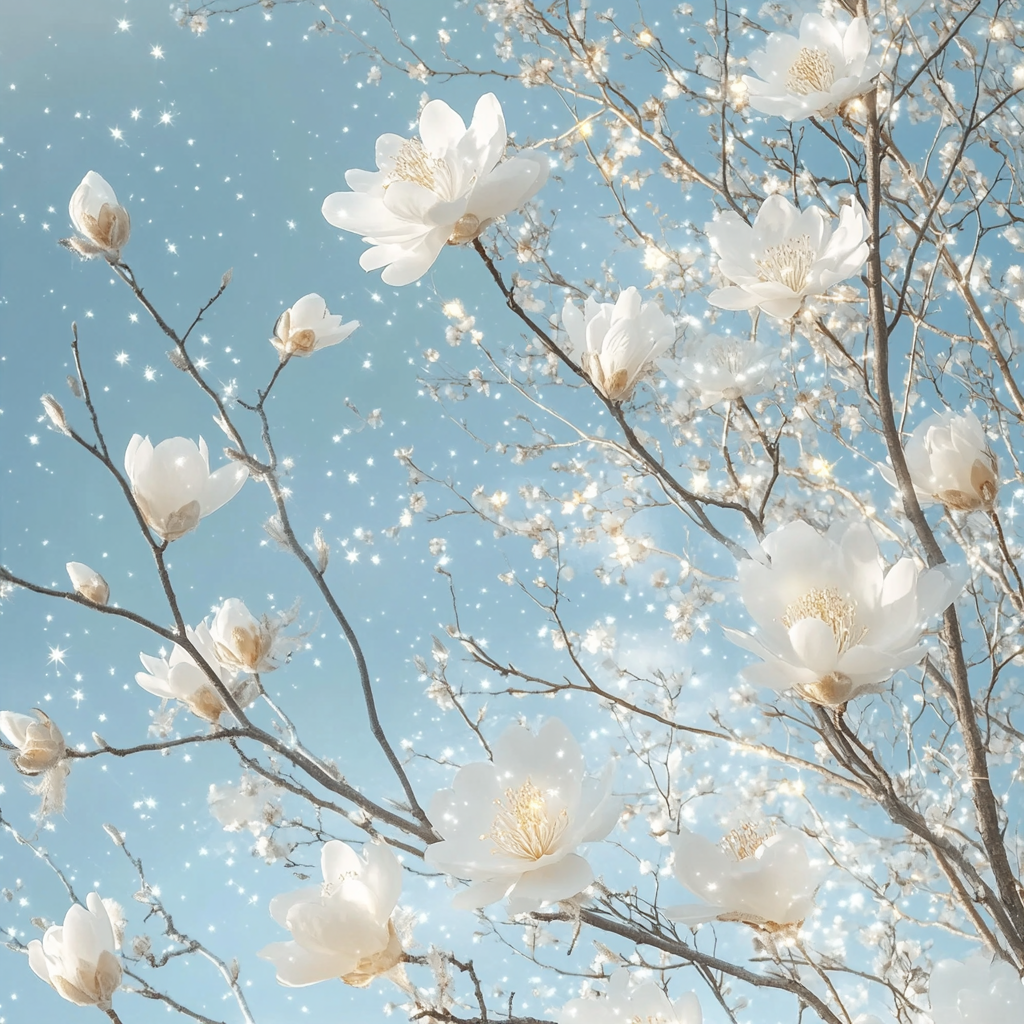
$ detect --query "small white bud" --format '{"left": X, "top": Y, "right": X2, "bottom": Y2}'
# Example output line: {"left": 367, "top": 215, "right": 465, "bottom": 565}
{"left": 41, "top": 395, "right": 69, "bottom": 434}
{"left": 313, "top": 527, "right": 330, "bottom": 573}
{"left": 66, "top": 561, "right": 110, "bottom": 605}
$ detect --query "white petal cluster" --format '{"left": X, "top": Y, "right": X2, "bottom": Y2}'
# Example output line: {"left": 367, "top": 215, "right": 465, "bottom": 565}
{"left": 271, "top": 293, "right": 359, "bottom": 361}
{"left": 666, "top": 823, "right": 824, "bottom": 929}
{"left": 561, "top": 288, "right": 675, "bottom": 402}
{"left": 744, "top": 14, "right": 880, "bottom": 121}
{"left": 929, "top": 953, "right": 1024, "bottom": 1022}
{"left": 896, "top": 409, "right": 999, "bottom": 512}
{"left": 136, "top": 621, "right": 250, "bottom": 723}
{"left": 259, "top": 841, "right": 403, "bottom": 987}
{"left": 66, "top": 561, "right": 109, "bottom": 605}
{"left": 559, "top": 968, "right": 701, "bottom": 1024}
{"left": 28, "top": 893, "right": 123, "bottom": 1010}
{"left": 673, "top": 333, "right": 776, "bottom": 408}
{"left": 209, "top": 598, "right": 299, "bottom": 674}
{"left": 67, "top": 171, "right": 131, "bottom": 259}
{"left": 322, "top": 93, "right": 549, "bottom": 285}
{"left": 0, "top": 709, "right": 65, "bottom": 775}
{"left": 425, "top": 718, "right": 620, "bottom": 911}
{"left": 708, "top": 195, "right": 869, "bottom": 319}
{"left": 209, "top": 775, "right": 283, "bottom": 835}
{"left": 124, "top": 434, "right": 248, "bottom": 542}
{"left": 725, "top": 520, "right": 959, "bottom": 707}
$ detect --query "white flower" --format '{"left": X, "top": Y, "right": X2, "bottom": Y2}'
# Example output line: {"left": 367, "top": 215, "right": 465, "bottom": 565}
{"left": 561, "top": 288, "right": 675, "bottom": 402}
{"left": 743, "top": 14, "right": 880, "bottom": 121}
{"left": 321, "top": 93, "right": 549, "bottom": 286}
{"left": 124, "top": 434, "right": 248, "bottom": 542}
{"left": 724, "top": 520, "right": 960, "bottom": 707}
{"left": 136, "top": 622, "right": 249, "bottom": 723}
{"left": 559, "top": 968, "right": 702, "bottom": 1024}
{"left": 271, "top": 293, "right": 359, "bottom": 361}
{"left": 666, "top": 822, "right": 824, "bottom": 929}
{"left": 424, "top": 718, "right": 620, "bottom": 912}
{"left": 673, "top": 333, "right": 776, "bottom": 408}
{"left": 0, "top": 709, "right": 65, "bottom": 775}
{"left": 892, "top": 409, "right": 999, "bottom": 512}
{"left": 707, "top": 194, "right": 869, "bottom": 319}
{"left": 259, "top": 840, "right": 403, "bottom": 987}
{"left": 209, "top": 775, "right": 282, "bottom": 835}
{"left": 66, "top": 171, "right": 131, "bottom": 259}
{"left": 929, "top": 953, "right": 1024, "bottom": 1022}
{"left": 208, "top": 598, "right": 299, "bottom": 674}
{"left": 28, "top": 892, "right": 123, "bottom": 1010}
{"left": 66, "top": 561, "right": 109, "bottom": 606}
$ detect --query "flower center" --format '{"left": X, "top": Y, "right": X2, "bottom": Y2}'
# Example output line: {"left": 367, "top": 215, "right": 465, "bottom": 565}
{"left": 487, "top": 779, "right": 568, "bottom": 861}
{"left": 756, "top": 234, "right": 816, "bottom": 293}
{"left": 782, "top": 586, "right": 866, "bottom": 654}
{"left": 720, "top": 821, "right": 776, "bottom": 861}
{"left": 786, "top": 46, "right": 836, "bottom": 96}
{"left": 388, "top": 138, "right": 453, "bottom": 198}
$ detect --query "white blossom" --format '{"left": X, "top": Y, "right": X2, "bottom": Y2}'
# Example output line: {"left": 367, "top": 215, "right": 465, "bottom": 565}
{"left": 424, "top": 718, "right": 620, "bottom": 911}
{"left": 271, "top": 293, "right": 359, "bottom": 361}
{"left": 707, "top": 194, "right": 869, "bottom": 319}
{"left": 929, "top": 953, "right": 1024, "bottom": 1022}
{"left": 672, "top": 333, "right": 776, "bottom": 408}
{"left": 667, "top": 823, "right": 824, "bottom": 928}
{"left": 561, "top": 288, "right": 675, "bottom": 402}
{"left": 559, "top": 968, "right": 701, "bottom": 1024}
{"left": 208, "top": 598, "right": 298, "bottom": 674}
{"left": 66, "top": 171, "right": 131, "bottom": 259}
{"left": 124, "top": 434, "right": 247, "bottom": 542}
{"left": 208, "top": 775, "right": 282, "bottom": 835}
{"left": 322, "top": 93, "right": 549, "bottom": 285}
{"left": 66, "top": 561, "right": 109, "bottom": 606}
{"left": 744, "top": 14, "right": 880, "bottom": 121}
{"left": 27, "top": 893, "right": 123, "bottom": 1010}
{"left": 259, "top": 840, "right": 403, "bottom": 987}
{"left": 724, "top": 520, "right": 960, "bottom": 706}
{"left": 0, "top": 709, "right": 65, "bottom": 775}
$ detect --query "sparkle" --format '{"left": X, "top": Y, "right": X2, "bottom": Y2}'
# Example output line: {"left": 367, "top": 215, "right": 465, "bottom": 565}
{"left": 117, "top": 18, "right": 131, "bottom": 32}
{"left": 158, "top": 111, "right": 174, "bottom": 126}
{"left": 109, "top": 126, "right": 124, "bottom": 141}
{"left": 47, "top": 645, "right": 69, "bottom": 668}
{"left": 115, "top": 351, "right": 130, "bottom": 365}
{"left": 129, "top": 313, "right": 139, "bottom": 324}
{"left": 144, "top": 366, "right": 157, "bottom": 381}
{"left": 150, "top": 45, "right": 165, "bottom": 60}
{"left": 486, "top": 779, "right": 568, "bottom": 861}
{"left": 130, "top": 108, "right": 142, "bottom": 121}
{"left": 71, "top": 689, "right": 85, "bottom": 707}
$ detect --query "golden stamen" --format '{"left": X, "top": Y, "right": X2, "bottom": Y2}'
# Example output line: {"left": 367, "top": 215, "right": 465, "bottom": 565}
{"left": 486, "top": 779, "right": 568, "bottom": 861}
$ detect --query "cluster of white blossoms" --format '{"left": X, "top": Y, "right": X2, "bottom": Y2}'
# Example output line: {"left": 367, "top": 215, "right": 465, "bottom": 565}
{"left": 558, "top": 968, "right": 701, "bottom": 1024}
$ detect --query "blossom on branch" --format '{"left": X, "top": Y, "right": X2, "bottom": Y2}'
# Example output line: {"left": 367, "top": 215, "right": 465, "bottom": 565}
{"left": 561, "top": 288, "right": 675, "bottom": 402}
{"left": 724, "top": 520, "right": 959, "bottom": 707}
{"left": 707, "top": 194, "right": 869, "bottom": 319}
{"left": 209, "top": 598, "right": 300, "bottom": 674}
{"left": 666, "top": 822, "right": 824, "bottom": 930}
{"left": 65, "top": 561, "right": 109, "bottom": 606}
{"left": 558, "top": 967, "right": 702, "bottom": 1024}
{"left": 259, "top": 840, "right": 404, "bottom": 987}
{"left": 424, "top": 717, "right": 620, "bottom": 912}
{"left": 64, "top": 171, "right": 131, "bottom": 260}
{"left": 672, "top": 332, "right": 776, "bottom": 408}
{"left": 209, "top": 774, "right": 283, "bottom": 835}
{"left": 0, "top": 709, "right": 65, "bottom": 775}
{"left": 124, "top": 434, "right": 248, "bottom": 542}
{"left": 929, "top": 953, "right": 1024, "bottom": 1021}
{"left": 890, "top": 409, "right": 999, "bottom": 512}
{"left": 27, "top": 892, "right": 123, "bottom": 1010}
{"left": 321, "top": 93, "right": 549, "bottom": 285}
{"left": 743, "top": 14, "right": 880, "bottom": 121}
{"left": 271, "top": 293, "right": 359, "bottom": 360}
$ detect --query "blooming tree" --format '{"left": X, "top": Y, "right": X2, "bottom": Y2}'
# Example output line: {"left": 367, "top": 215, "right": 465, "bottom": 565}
{"left": 3, "top": 2, "right": 1024, "bottom": 1023}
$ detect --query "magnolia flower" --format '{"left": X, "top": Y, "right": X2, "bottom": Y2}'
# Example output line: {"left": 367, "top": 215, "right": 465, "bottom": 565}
{"left": 559, "top": 968, "right": 702, "bottom": 1024}
{"left": 929, "top": 953, "right": 1024, "bottom": 1022}
{"left": 744, "top": 14, "right": 880, "bottom": 121}
{"left": 893, "top": 409, "right": 999, "bottom": 512}
{"left": 136, "top": 621, "right": 251, "bottom": 723}
{"left": 673, "top": 333, "right": 775, "bottom": 408}
{"left": 209, "top": 775, "right": 282, "bottom": 835}
{"left": 724, "top": 520, "right": 959, "bottom": 706}
{"left": 65, "top": 171, "right": 131, "bottom": 259}
{"left": 209, "top": 598, "right": 299, "bottom": 674}
{"left": 561, "top": 288, "right": 675, "bottom": 402}
{"left": 271, "top": 293, "right": 359, "bottom": 360}
{"left": 124, "top": 434, "right": 248, "bottom": 542}
{"left": 667, "top": 822, "right": 824, "bottom": 929}
{"left": 322, "top": 93, "right": 549, "bottom": 286}
{"left": 0, "top": 709, "right": 65, "bottom": 775}
{"left": 28, "top": 892, "right": 122, "bottom": 1010}
{"left": 707, "top": 194, "right": 869, "bottom": 319}
{"left": 66, "top": 561, "right": 109, "bottom": 606}
{"left": 259, "top": 840, "right": 403, "bottom": 987}
{"left": 424, "top": 718, "right": 620, "bottom": 911}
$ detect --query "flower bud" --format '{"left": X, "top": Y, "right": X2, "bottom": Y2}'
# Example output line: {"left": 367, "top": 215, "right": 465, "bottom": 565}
{"left": 66, "top": 171, "right": 131, "bottom": 260}
{"left": 0, "top": 709, "right": 66, "bottom": 775}
{"left": 41, "top": 395, "right": 69, "bottom": 435}
{"left": 66, "top": 561, "right": 110, "bottom": 606}
{"left": 271, "top": 294, "right": 358, "bottom": 360}
{"left": 313, "top": 527, "right": 330, "bottom": 573}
